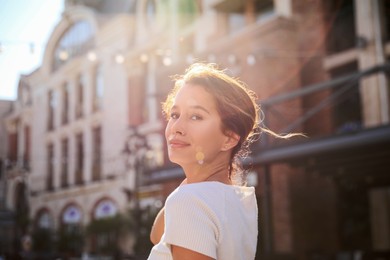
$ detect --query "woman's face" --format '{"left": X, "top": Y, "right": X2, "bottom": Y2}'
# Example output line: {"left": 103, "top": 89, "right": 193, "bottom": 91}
{"left": 165, "top": 83, "right": 232, "bottom": 166}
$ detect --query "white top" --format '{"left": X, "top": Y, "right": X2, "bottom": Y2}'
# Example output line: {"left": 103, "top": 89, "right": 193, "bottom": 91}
{"left": 148, "top": 181, "right": 258, "bottom": 260}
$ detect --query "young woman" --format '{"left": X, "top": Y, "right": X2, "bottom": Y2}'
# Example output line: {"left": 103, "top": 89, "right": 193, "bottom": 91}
{"left": 148, "top": 63, "right": 273, "bottom": 260}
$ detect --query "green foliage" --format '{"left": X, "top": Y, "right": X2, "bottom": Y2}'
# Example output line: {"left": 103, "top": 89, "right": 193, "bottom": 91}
{"left": 86, "top": 213, "right": 132, "bottom": 256}
{"left": 178, "top": 0, "right": 198, "bottom": 26}
{"left": 32, "top": 228, "right": 55, "bottom": 252}
{"left": 29, "top": 209, "right": 161, "bottom": 257}
{"left": 86, "top": 214, "right": 131, "bottom": 235}
{"left": 57, "top": 224, "right": 84, "bottom": 256}
{"left": 132, "top": 206, "right": 160, "bottom": 256}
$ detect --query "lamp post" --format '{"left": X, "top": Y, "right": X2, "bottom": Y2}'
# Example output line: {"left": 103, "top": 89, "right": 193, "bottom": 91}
{"left": 122, "top": 126, "right": 150, "bottom": 251}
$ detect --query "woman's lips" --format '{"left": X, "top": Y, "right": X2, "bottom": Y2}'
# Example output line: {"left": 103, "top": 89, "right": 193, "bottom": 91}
{"left": 168, "top": 139, "right": 190, "bottom": 148}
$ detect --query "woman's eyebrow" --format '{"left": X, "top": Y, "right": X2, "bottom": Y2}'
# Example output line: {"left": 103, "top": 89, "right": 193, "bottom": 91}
{"left": 171, "top": 104, "right": 211, "bottom": 114}
{"left": 190, "top": 105, "right": 210, "bottom": 114}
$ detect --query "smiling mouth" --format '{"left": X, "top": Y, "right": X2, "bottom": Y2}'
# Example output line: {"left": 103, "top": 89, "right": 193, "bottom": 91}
{"left": 168, "top": 139, "right": 190, "bottom": 148}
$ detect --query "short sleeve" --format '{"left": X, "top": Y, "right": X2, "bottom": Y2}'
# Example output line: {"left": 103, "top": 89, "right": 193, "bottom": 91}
{"left": 163, "top": 188, "right": 220, "bottom": 259}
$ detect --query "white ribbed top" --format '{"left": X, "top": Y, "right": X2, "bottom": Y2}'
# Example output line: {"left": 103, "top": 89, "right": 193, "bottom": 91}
{"left": 148, "top": 181, "right": 258, "bottom": 260}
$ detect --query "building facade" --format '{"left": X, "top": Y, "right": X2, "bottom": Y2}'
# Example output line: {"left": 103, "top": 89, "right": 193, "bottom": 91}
{"left": 2, "top": 0, "right": 390, "bottom": 259}
{"left": 0, "top": 99, "right": 14, "bottom": 257}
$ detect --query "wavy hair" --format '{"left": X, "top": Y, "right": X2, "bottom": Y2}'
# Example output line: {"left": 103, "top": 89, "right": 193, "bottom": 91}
{"left": 162, "top": 63, "right": 296, "bottom": 184}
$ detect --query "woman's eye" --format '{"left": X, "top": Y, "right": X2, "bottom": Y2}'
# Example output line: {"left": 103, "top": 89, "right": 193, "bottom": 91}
{"left": 190, "top": 115, "right": 202, "bottom": 120}
{"left": 170, "top": 112, "right": 179, "bottom": 119}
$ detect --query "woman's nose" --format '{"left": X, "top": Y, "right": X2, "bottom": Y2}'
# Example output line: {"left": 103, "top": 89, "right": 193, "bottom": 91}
{"left": 171, "top": 117, "right": 186, "bottom": 136}
{"left": 175, "top": 129, "right": 185, "bottom": 135}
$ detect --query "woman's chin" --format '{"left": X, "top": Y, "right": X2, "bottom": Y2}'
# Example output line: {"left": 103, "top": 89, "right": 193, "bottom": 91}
{"left": 168, "top": 157, "right": 194, "bottom": 167}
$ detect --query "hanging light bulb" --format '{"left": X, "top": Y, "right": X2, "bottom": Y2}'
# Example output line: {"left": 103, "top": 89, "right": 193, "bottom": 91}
{"left": 115, "top": 53, "right": 125, "bottom": 64}
{"left": 139, "top": 54, "right": 149, "bottom": 63}
{"left": 87, "top": 51, "right": 97, "bottom": 61}
{"left": 155, "top": 49, "right": 164, "bottom": 56}
{"left": 246, "top": 54, "right": 256, "bottom": 66}
{"left": 162, "top": 56, "right": 172, "bottom": 66}
{"left": 59, "top": 49, "right": 69, "bottom": 61}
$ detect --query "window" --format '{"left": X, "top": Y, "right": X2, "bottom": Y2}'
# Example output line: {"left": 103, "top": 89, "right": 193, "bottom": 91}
{"left": 254, "top": 0, "right": 274, "bottom": 22}
{"left": 76, "top": 75, "right": 85, "bottom": 119}
{"left": 47, "top": 144, "right": 54, "bottom": 191}
{"left": 37, "top": 210, "right": 54, "bottom": 230}
{"left": 62, "top": 82, "right": 70, "bottom": 125}
{"left": 214, "top": 0, "right": 275, "bottom": 34}
{"left": 59, "top": 205, "right": 83, "bottom": 255}
{"left": 324, "top": 0, "right": 356, "bottom": 54}
{"left": 61, "top": 138, "right": 69, "bottom": 188}
{"left": 93, "top": 65, "right": 104, "bottom": 112}
{"left": 63, "top": 205, "right": 82, "bottom": 224}
{"left": 329, "top": 62, "right": 362, "bottom": 133}
{"left": 53, "top": 20, "right": 95, "bottom": 70}
{"left": 75, "top": 133, "right": 84, "bottom": 185}
{"left": 92, "top": 127, "right": 101, "bottom": 181}
{"left": 89, "top": 199, "right": 120, "bottom": 255}
{"left": 47, "top": 90, "right": 55, "bottom": 131}
{"left": 94, "top": 199, "right": 117, "bottom": 219}
{"left": 23, "top": 126, "right": 30, "bottom": 170}
{"left": 384, "top": 0, "right": 390, "bottom": 42}
{"left": 7, "top": 124, "right": 18, "bottom": 167}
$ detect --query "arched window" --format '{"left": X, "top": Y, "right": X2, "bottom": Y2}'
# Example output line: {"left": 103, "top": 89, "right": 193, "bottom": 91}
{"left": 53, "top": 20, "right": 95, "bottom": 70}
{"left": 63, "top": 204, "right": 82, "bottom": 224}
{"left": 94, "top": 199, "right": 117, "bottom": 219}
{"left": 33, "top": 209, "right": 55, "bottom": 252}
{"left": 37, "top": 210, "right": 54, "bottom": 229}
{"left": 88, "top": 199, "right": 120, "bottom": 254}
{"left": 59, "top": 204, "right": 83, "bottom": 256}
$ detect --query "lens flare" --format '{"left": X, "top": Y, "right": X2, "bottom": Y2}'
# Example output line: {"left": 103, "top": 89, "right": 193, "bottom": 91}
{"left": 196, "top": 151, "right": 204, "bottom": 165}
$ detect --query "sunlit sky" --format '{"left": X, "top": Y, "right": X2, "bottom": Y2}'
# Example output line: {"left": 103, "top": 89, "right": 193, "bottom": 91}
{"left": 0, "top": 0, "right": 64, "bottom": 100}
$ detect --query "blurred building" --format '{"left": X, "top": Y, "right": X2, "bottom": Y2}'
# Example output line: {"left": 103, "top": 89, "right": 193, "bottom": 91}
{"left": 0, "top": 99, "right": 15, "bottom": 257}
{"left": 0, "top": 99, "right": 13, "bottom": 208}
{"left": 2, "top": 0, "right": 390, "bottom": 259}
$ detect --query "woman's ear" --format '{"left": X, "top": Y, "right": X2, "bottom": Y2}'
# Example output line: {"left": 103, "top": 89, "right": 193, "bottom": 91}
{"left": 221, "top": 131, "right": 240, "bottom": 151}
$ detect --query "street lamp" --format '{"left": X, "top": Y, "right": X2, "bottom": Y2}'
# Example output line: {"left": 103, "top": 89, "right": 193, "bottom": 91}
{"left": 122, "top": 126, "right": 150, "bottom": 249}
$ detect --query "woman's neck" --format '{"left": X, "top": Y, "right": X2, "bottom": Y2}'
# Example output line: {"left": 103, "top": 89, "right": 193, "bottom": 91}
{"left": 182, "top": 161, "right": 232, "bottom": 185}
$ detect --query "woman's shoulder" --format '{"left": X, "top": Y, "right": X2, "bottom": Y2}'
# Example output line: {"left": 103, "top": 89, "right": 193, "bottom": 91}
{"left": 167, "top": 181, "right": 255, "bottom": 206}
{"left": 165, "top": 182, "right": 221, "bottom": 206}
{"left": 175, "top": 181, "right": 231, "bottom": 195}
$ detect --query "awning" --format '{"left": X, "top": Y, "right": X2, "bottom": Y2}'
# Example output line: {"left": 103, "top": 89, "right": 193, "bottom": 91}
{"left": 145, "top": 125, "right": 390, "bottom": 184}
{"left": 252, "top": 125, "right": 390, "bottom": 165}
{"left": 145, "top": 166, "right": 184, "bottom": 184}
